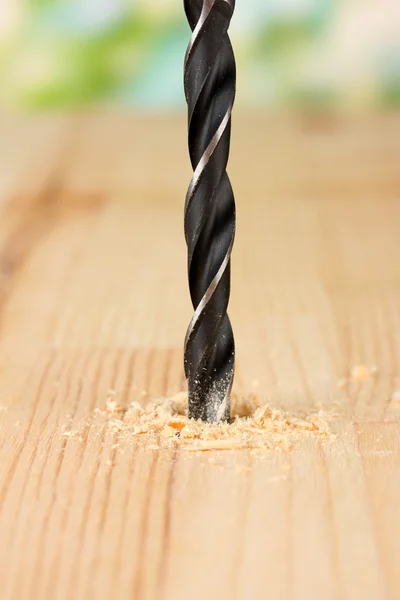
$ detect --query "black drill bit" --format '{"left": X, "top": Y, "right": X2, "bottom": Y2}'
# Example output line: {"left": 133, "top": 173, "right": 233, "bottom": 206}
{"left": 183, "top": 0, "right": 236, "bottom": 423}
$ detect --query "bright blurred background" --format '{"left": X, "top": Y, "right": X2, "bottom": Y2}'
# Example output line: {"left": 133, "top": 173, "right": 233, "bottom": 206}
{"left": 0, "top": 0, "right": 399, "bottom": 111}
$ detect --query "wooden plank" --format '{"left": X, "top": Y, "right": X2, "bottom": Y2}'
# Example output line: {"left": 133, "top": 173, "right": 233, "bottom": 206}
{"left": 0, "top": 113, "right": 399, "bottom": 599}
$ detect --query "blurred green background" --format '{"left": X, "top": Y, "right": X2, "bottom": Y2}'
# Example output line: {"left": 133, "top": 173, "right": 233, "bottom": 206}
{"left": 0, "top": 0, "right": 399, "bottom": 111}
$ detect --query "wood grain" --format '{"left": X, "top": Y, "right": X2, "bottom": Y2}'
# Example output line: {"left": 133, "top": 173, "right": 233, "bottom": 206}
{"left": 0, "top": 112, "right": 399, "bottom": 599}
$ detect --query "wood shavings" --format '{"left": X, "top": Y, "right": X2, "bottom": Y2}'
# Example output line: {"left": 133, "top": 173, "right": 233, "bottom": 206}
{"left": 161, "top": 425, "right": 176, "bottom": 438}
{"left": 60, "top": 391, "right": 337, "bottom": 454}
{"left": 108, "top": 419, "right": 125, "bottom": 433}
{"left": 62, "top": 430, "right": 79, "bottom": 438}
{"left": 308, "top": 416, "right": 331, "bottom": 433}
{"left": 180, "top": 422, "right": 202, "bottom": 439}
{"left": 65, "top": 391, "right": 336, "bottom": 453}
{"left": 167, "top": 417, "right": 188, "bottom": 430}
{"left": 286, "top": 418, "right": 315, "bottom": 430}
{"left": 106, "top": 398, "right": 123, "bottom": 414}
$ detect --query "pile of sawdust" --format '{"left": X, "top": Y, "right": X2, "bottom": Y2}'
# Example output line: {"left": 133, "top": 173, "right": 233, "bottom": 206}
{"left": 64, "top": 392, "right": 337, "bottom": 452}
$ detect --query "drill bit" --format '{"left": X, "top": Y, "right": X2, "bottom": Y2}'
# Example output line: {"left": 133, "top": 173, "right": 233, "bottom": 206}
{"left": 183, "top": 0, "right": 236, "bottom": 423}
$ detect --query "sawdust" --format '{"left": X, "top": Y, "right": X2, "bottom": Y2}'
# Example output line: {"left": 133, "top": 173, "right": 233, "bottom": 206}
{"left": 64, "top": 391, "right": 338, "bottom": 452}
{"left": 62, "top": 430, "right": 80, "bottom": 438}
{"left": 106, "top": 398, "right": 124, "bottom": 414}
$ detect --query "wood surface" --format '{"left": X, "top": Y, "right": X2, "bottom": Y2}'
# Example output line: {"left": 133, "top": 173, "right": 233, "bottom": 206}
{"left": 0, "top": 111, "right": 400, "bottom": 599}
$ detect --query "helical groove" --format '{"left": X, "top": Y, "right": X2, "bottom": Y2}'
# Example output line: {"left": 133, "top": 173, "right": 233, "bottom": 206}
{"left": 183, "top": 0, "right": 236, "bottom": 422}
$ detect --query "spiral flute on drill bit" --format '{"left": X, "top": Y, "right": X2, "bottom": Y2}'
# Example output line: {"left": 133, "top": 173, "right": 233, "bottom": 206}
{"left": 183, "top": 0, "right": 236, "bottom": 422}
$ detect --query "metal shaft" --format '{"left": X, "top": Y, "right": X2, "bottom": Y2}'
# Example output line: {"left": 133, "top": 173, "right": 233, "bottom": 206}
{"left": 183, "top": 0, "right": 236, "bottom": 422}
